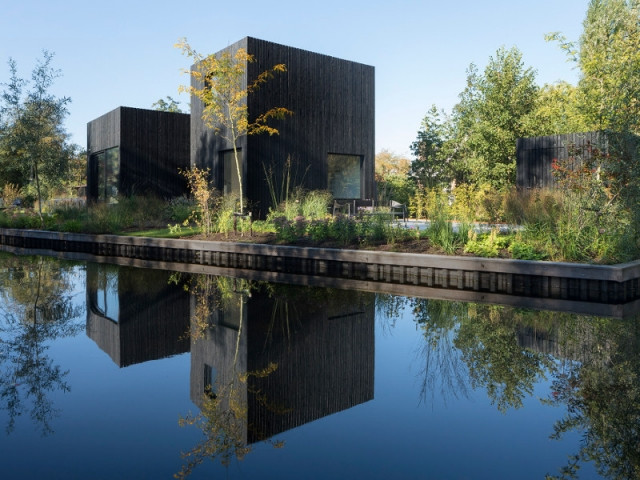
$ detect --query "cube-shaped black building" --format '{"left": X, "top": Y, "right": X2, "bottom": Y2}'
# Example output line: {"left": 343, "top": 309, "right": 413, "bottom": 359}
{"left": 191, "top": 37, "right": 375, "bottom": 218}
{"left": 86, "top": 107, "right": 190, "bottom": 202}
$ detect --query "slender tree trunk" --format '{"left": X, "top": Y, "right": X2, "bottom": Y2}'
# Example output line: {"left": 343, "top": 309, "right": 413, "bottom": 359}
{"left": 229, "top": 120, "right": 244, "bottom": 214}
{"left": 33, "top": 157, "right": 44, "bottom": 228}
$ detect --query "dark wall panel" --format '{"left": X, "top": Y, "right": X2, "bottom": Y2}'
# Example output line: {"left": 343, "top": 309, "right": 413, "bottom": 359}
{"left": 516, "top": 132, "right": 603, "bottom": 189}
{"left": 87, "top": 107, "right": 190, "bottom": 201}
{"left": 246, "top": 37, "right": 375, "bottom": 217}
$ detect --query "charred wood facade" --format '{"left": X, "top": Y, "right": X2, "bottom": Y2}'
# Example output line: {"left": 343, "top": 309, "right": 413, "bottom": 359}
{"left": 86, "top": 264, "right": 190, "bottom": 367}
{"left": 516, "top": 131, "right": 639, "bottom": 189}
{"left": 87, "top": 107, "right": 190, "bottom": 202}
{"left": 191, "top": 37, "right": 375, "bottom": 218}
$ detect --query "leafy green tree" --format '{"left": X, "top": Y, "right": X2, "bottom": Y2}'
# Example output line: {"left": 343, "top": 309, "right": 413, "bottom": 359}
{"left": 454, "top": 47, "right": 539, "bottom": 189}
{"left": 547, "top": 1, "right": 640, "bottom": 240}
{"left": 0, "top": 52, "right": 75, "bottom": 223}
{"left": 176, "top": 39, "right": 292, "bottom": 214}
{"left": 547, "top": 0, "right": 640, "bottom": 134}
{"left": 409, "top": 105, "right": 463, "bottom": 189}
{"left": 411, "top": 47, "right": 539, "bottom": 191}
{"left": 151, "top": 95, "right": 185, "bottom": 113}
{"left": 66, "top": 144, "right": 87, "bottom": 193}
{"left": 580, "top": 0, "right": 640, "bottom": 133}
{"left": 523, "top": 81, "right": 590, "bottom": 136}
{"left": 375, "top": 149, "right": 414, "bottom": 205}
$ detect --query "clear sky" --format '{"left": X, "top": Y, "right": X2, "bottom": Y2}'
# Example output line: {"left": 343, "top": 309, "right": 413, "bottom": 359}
{"left": 1, "top": 0, "right": 588, "bottom": 158}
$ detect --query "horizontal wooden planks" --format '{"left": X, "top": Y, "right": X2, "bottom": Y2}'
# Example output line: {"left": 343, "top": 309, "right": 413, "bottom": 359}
{"left": 2, "top": 228, "right": 640, "bottom": 313}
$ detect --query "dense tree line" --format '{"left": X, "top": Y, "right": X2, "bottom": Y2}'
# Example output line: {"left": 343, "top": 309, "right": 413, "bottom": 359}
{"left": 405, "top": 0, "right": 640, "bottom": 192}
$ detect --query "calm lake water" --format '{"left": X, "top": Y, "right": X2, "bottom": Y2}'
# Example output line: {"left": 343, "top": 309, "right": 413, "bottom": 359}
{"left": 1, "top": 252, "right": 638, "bottom": 479}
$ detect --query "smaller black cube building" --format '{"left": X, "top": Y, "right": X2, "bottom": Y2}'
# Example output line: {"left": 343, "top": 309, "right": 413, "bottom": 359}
{"left": 86, "top": 107, "right": 190, "bottom": 202}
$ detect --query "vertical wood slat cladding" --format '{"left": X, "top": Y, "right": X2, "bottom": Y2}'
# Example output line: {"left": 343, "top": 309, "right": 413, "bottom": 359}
{"left": 191, "top": 37, "right": 375, "bottom": 218}
{"left": 87, "top": 107, "right": 190, "bottom": 201}
{"left": 516, "top": 131, "right": 603, "bottom": 189}
{"left": 245, "top": 289, "right": 374, "bottom": 443}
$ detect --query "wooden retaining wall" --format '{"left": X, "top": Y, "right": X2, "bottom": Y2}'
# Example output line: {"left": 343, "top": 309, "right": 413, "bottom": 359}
{"left": 2, "top": 228, "right": 640, "bottom": 314}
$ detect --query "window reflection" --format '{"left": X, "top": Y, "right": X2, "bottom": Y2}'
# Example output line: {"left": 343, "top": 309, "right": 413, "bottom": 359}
{"left": 90, "top": 267, "right": 119, "bottom": 322}
{"left": 327, "top": 154, "right": 361, "bottom": 198}
{"left": 90, "top": 147, "right": 119, "bottom": 203}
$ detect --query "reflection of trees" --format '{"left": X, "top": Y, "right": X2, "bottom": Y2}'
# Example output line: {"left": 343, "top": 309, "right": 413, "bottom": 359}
{"left": 177, "top": 277, "right": 374, "bottom": 478}
{"left": 375, "top": 294, "right": 406, "bottom": 334}
{"left": 455, "top": 305, "right": 553, "bottom": 412}
{"left": 176, "top": 363, "right": 282, "bottom": 478}
{"left": 0, "top": 254, "right": 84, "bottom": 435}
{"left": 544, "top": 317, "right": 640, "bottom": 480}
{"left": 411, "top": 299, "right": 471, "bottom": 405}
{"left": 411, "top": 297, "right": 640, "bottom": 477}
{"left": 412, "top": 300, "right": 553, "bottom": 411}
{"left": 176, "top": 275, "right": 281, "bottom": 478}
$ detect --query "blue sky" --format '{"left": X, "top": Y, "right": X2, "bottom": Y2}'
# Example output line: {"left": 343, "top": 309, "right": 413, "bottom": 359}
{"left": 1, "top": 0, "right": 588, "bottom": 158}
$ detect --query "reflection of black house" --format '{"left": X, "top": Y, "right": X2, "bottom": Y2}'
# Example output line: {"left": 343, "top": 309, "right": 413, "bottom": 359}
{"left": 191, "top": 37, "right": 376, "bottom": 218}
{"left": 86, "top": 107, "right": 190, "bottom": 202}
{"left": 86, "top": 264, "right": 191, "bottom": 367}
{"left": 190, "top": 284, "right": 375, "bottom": 443}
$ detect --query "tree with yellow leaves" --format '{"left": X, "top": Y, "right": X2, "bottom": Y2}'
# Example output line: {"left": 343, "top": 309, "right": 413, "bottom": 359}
{"left": 176, "top": 39, "right": 292, "bottom": 214}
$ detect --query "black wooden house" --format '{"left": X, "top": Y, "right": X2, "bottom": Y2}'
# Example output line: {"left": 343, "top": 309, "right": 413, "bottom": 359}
{"left": 86, "top": 107, "right": 190, "bottom": 202}
{"left": 516, "top": 131, "right": 639, "bottom": 189}
{"left": 191, "top": 37, "right": 376, "bottom": 218}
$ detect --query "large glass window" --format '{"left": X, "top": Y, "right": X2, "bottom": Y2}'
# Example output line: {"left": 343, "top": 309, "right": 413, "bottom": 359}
{"left": 91, "top": 147, "right": 119, "bottom": 203}
{"left": 222, "top": 149, "right": 241, "bottom": 197}
{"left": 327, "top": 154, "right": 362, "bottom": 198}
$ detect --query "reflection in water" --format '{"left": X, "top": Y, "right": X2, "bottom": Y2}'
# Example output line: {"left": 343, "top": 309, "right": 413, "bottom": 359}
{"left": 404, "top": 296, "right": 640, "bottom": 478}
{"left": 86, "top": 264, "right": 191, "bottom": 367}
{"left": 177, "top": 274, "right": 375, "bottom": 477}
{"left": 2, "top": 253, "right": 640, "bottom": 478}
{"left": 0, "top": 254, "right": 83, "bottom": 435}
{"left": 543, "top": 318, "right": 640, "bottom": 479}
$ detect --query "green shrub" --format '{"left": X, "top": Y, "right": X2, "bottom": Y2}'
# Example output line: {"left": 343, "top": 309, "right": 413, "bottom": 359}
{"left": 508, "top": 241, "right": 548, "bottom": 261}
{"left": 272, "top": 216, "right": 297, "bottom": 242}
{"left": 167, "top": 196, "right": 195, "bottom": 223}
{"left": 307, "top": 219, "right": 330, "bottom": 242}
{"left": 300, "top": 190, "right": 331, "bottom": 219}
{"left": 358, "top": 214, "right": 389, "bottom": 243}
{"left": 59, "top": 219, "right": 84, "bottom": 233}
{"left": 464, "top": 229, "right": 511, "bottom": 258}
{"left": 329, "top": 215, "right": 358, "bottom": 245}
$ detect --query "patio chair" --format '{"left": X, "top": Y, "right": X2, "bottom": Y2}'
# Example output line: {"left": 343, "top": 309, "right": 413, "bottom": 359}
{"left": 332, "top": 200, "right": 351, "bottom": 216}
{"left": 389, "top": 200, "right": 407, "bottom": 222}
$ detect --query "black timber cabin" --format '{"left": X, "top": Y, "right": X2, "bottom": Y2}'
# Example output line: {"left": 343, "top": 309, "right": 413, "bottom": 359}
{"left": 516, "top": 131, "right": 639, "bottom": 189}
{"left": 86, "top": 107, "right": 190, "bottom": 203}
{"left": 191, "top": 37, "right": 376, "bottom": 219}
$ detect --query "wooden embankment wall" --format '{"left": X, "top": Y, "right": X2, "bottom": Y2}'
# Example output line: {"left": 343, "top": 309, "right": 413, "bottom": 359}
{"left": 2, "top": 228, "right": 640, "bottom": 317}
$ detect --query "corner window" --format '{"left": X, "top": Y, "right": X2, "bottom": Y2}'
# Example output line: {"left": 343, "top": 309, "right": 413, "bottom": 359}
{"left": 328, "top": 154, "right": 361, "bottom": 198}
{"left": 91, "top": 147, "right": 119, "bottom": 203}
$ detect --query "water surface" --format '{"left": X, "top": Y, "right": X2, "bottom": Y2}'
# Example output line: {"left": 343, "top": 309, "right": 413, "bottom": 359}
{"left": 1, "top": 252, "right": 637, "bottom": 479}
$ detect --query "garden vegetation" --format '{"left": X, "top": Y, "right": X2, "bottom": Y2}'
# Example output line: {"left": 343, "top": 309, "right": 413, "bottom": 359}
{"left": 1, "top": 0, "right": 639, "bottom": 265}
